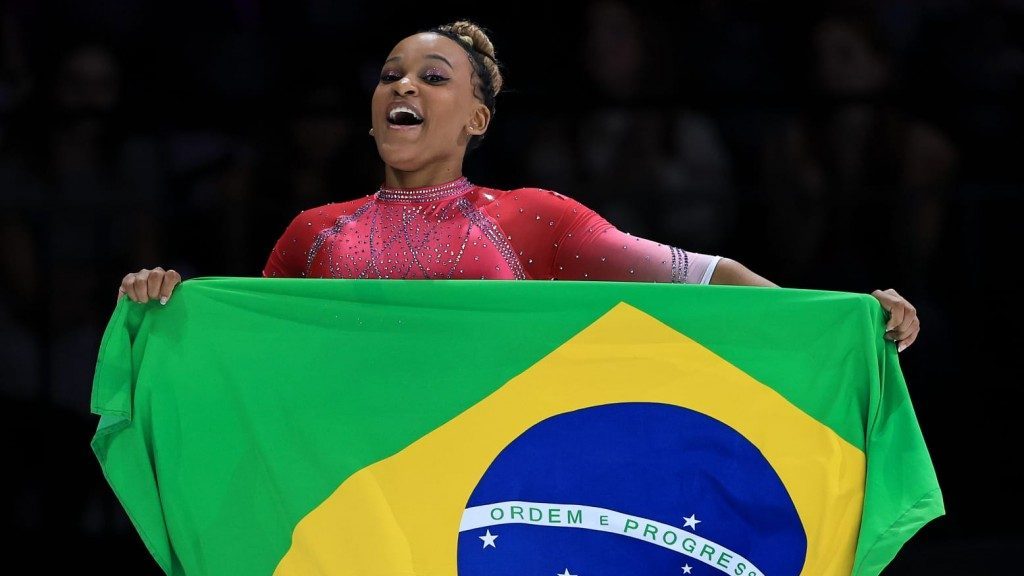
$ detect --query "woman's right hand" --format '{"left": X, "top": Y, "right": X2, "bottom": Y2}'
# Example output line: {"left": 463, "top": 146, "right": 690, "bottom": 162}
{"left": 118, "top": 267, "right": 182, "bottom": 305}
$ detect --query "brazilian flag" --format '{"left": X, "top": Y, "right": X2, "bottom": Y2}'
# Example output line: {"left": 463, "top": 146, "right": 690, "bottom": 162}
{"left": 90, "top": 278, "right": 943, "bottom": 575}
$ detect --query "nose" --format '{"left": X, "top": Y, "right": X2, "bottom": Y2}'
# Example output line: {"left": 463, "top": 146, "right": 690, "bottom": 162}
{"left": 393, "top": 75, "right": 417, "bottom": 95}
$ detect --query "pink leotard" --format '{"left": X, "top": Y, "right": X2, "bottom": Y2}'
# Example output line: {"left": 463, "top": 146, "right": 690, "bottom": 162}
{"left": 262, "top": 176, "right": 721, "bottom": 283}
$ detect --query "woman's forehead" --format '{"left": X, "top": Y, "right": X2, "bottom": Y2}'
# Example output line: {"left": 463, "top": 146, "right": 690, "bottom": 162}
{"left": 387, "top": 33, "right": 464, "bottom": 65}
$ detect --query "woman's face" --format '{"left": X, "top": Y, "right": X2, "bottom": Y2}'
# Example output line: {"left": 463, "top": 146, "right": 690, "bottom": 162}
{"left": 371, "top": 32, "right": 490, "bottom": 172}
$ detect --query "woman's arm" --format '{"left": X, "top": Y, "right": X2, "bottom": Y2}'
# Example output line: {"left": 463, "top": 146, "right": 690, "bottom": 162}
{"left": 708, "top": 258, "right": 779, "bottom": 287}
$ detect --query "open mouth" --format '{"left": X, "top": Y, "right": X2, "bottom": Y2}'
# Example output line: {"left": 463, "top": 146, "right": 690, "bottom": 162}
{"left": 387, "top": 106, "right": 424, "bottom": 128}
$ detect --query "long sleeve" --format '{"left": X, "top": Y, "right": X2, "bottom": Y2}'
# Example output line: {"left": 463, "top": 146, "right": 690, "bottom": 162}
{"left": 497, "top": 188, "right": 721, "bottom": 284}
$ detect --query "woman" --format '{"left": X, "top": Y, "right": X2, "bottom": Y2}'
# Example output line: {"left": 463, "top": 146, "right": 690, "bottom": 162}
{"left": 117, "top": 21, "right": 920, "bottom": 352}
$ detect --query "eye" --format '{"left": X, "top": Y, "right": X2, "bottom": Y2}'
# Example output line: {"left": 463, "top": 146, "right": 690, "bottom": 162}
{"left": 380, "top": 71, "right": 401, "bottom": 83}
{"left": 424, "top": 72, "right": 448, "bottom": 83}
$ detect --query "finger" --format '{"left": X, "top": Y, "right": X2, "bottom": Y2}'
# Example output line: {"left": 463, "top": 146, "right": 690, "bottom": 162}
{"left": 897, "top": 316, "right": 920, "bottom": 346}
{"left": 147, "top": 267, "right": 164, "bottom": 300}
{"left": 895, "top": 308, "right": 916, "bottom": 335}
{"left": 119, "top": 273, "right": 133, "bottom": 301}
{"left": 883, "top": 288, "right": 906, "bottom": 323}
{"left": 158, "top": 270, "right": 181, "bottom": 305}
{"left": 873, "top": 290, "right": 896, "bottom": 331}
{"left": 885, "top": 302, "right": 905, "bottom": 333}
{"left": 891, "top": 314, "right": 919, "bottom": 340}
{"left": 132, "top": 270, "right": 151, "bottom": 303}
{"left": 125, "top": 273, "right": 141, "bottom": 302}
{"left": 898, "top": 322, "right": 920, "bottom": 353}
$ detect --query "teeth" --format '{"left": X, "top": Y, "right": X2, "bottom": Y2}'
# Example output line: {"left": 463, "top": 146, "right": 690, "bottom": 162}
{"left": 388, "top": 106, "right": 422, "bottom": 121}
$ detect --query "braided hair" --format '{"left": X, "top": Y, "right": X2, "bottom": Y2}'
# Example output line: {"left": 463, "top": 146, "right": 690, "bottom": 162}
{"left": 426, "top": 21, "right": 504, "bottom": 151}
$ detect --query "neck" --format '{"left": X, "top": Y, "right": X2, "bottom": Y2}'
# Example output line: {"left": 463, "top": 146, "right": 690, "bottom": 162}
{"left": 384, "top": 161, "right": 464, "bottom": 189}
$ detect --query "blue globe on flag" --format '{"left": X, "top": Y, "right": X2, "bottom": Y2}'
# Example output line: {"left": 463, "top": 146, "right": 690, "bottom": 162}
{"left": 457, "top": 402, "right": 807, "bottom": 575}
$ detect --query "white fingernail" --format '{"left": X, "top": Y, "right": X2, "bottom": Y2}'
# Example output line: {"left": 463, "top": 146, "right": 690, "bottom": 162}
{"left": 160, "top": 297, "right": 168, "bottom": 305}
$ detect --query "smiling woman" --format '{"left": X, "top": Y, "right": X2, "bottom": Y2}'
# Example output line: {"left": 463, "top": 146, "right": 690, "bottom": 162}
{"left": 116, "top": 20, "right": 921, "bottom": 353}
{"left": 370, "top": 22, "right": 501, "bottom": 184}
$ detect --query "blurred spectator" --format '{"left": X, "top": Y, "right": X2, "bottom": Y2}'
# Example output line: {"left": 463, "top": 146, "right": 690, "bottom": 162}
{"left": 162, "top": 128, "right": 258, "bottom": 277}
{"left": 761, "top": 10, "right": 958, "bottom": 293}
{"left": 0, "top": 38, "right": 166, "bottom": 550}
{"left": 522, "top": 0, "right": 736, "bottom": 253}
{"left": 0, "top": 41, "right": 165, "bottom": 410}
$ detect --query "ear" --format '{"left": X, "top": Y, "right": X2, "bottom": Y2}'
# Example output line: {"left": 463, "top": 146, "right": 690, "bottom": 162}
{"left": 467, "top": 103, "right": 491, "bottom": 136}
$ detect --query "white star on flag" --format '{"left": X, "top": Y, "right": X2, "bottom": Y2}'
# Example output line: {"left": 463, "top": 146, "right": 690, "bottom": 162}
{"left": 557, "top": 570, "right": 577, "bottom": 576}
{"left": 479, "top": 529, "right": 498, "bottom": 548}
{"left": 682, "top": 565, "right": 693, "bottom": 574}
{"left": 683, "top": 514, "right": 701, "bottom": 530}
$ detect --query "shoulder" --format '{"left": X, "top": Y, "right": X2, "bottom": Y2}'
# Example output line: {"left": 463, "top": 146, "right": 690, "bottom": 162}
{"left": 473, "top": 185, "right": 595, "bottom": 225}
{"left": 474, "top": 185, "right": 583, "bottom": 210}
{"left": 270, "top": 196, "right": 373, "bottom": 249}
{"left": 507, "top": 186, "right": 575, "bottom": 203}
{"left": 264, "top": 195, "right": 374, "bottom": 278}
{"left": 474, "top": 185, "right": 607, "bottom": 239}
{"left": 285, "top": 196, "right": 374, "bottom": 230}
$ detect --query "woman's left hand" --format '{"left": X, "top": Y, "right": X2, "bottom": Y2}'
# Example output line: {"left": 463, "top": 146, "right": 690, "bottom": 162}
{"left": 871, "top": 288, "right": 919, "bottom": 353}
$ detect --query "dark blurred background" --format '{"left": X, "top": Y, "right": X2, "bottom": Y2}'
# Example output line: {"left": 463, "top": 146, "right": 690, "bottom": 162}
{"left": 1, "top": 0, "right": 1020, "bottom": 573}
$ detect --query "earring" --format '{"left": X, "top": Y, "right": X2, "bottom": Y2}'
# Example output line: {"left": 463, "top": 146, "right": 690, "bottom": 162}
{"left": 369, "top": 128, "right": 375, "bottom": 136}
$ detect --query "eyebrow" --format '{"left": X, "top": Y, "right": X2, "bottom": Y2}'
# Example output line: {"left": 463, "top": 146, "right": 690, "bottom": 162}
{"left": 384, "top": 53, "right": 454, "bottom": 69}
